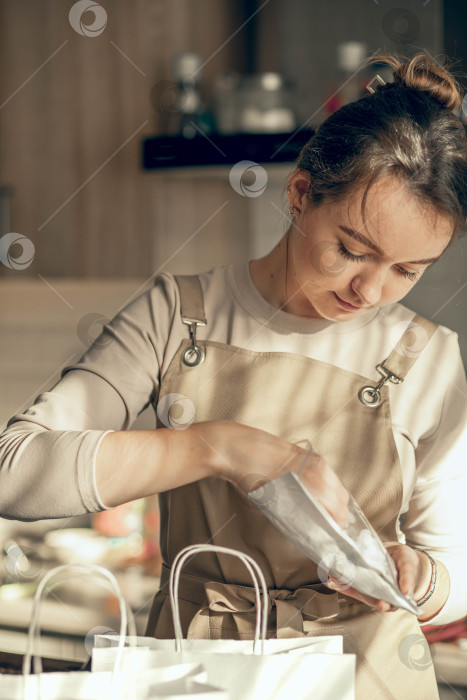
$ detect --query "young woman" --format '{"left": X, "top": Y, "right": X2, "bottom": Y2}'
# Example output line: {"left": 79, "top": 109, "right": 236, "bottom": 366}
{"left": 1, "top": 53, "right": 466, "bottom": 698}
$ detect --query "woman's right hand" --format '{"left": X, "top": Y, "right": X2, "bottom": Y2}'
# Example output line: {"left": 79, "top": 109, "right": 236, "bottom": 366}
{"left": 187, "top": 420, "right": 350, "bottom": 528}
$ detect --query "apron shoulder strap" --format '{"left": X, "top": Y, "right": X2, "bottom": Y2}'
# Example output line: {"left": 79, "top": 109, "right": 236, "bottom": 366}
{"left": 174, "top": 275, "right": 207, "bottom": 324}
{"left": 174, "top": 275, "right": 207, "bottom": 367}
{"left": 359, "top": 314, "right": 438, "bottom": 408}
{"left": 381, "top": 313, "right": 438, "bottom": 380}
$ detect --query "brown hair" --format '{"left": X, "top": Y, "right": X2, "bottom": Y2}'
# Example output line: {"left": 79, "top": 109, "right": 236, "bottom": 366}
{"left": 297, "top": 53, "right": 467, "bottom": 239}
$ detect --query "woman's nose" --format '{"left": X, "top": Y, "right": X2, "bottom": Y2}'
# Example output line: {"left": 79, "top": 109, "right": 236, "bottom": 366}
{"left": 351, "top": 267, "right": 385, "bottom": 306}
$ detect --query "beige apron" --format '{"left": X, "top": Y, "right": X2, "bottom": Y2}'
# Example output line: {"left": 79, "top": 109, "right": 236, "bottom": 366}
{"left": 146, "top": 274, "right": 440, "bottom": 700}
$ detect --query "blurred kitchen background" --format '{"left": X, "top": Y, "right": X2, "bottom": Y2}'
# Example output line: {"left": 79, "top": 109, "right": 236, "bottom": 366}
{"left": 0, "top": 0, "right": 466, "bottom": 692}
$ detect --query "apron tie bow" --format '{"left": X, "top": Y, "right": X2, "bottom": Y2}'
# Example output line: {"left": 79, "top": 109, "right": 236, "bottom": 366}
{"left": 187, "top": 579, "right": 341, "bottom": 640}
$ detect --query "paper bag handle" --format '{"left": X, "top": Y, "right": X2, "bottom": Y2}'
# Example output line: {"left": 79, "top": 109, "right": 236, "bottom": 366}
{"left": 22, "top": 563, "right": 130, "bottom": 676}
{"left": 170, "top": 545, "right": 268, "bottom": 654}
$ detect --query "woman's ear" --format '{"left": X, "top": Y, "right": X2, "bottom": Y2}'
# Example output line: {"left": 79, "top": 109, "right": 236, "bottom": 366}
{"left": 287, "top": 169, "right": 311, "bottom": 211}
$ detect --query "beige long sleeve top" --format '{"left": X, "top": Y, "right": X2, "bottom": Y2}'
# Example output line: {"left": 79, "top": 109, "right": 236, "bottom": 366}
{"left": 1, "top": 262, "right": 466, "bottom": 624}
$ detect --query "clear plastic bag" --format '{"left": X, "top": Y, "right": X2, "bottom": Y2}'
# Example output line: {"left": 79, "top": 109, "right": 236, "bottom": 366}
{"left": 249, "top": 468, "right": 420, "bottom": 616}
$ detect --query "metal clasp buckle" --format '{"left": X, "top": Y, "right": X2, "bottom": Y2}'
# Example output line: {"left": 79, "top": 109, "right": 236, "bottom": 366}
{"left": 358, "top": 364, "right": 403, "bottom": 408}
{"left": 182, "top": 318, "right": 206, "bottom": 367}
{"left": 366, "top": 74, "right": 386, "bottom": 94}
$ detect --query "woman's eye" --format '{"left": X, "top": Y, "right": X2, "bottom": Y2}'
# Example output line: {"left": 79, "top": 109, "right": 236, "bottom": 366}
{"left": 397, "top": 267, "right": 419, "bottom": 282}
{"left": 337, "top": 242, "right": 367, "bottom": 262}
{"left": 338, "top": 242, "right": 421, "bottom": 282}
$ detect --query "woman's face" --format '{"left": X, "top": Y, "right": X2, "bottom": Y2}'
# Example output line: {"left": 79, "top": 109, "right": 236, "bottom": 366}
{"left": 286, "top": 173, "right": 453, "bottom": 321}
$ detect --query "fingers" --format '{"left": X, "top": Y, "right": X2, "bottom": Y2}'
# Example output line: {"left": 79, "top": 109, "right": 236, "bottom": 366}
{"left": 326, "top": 577, "right": 396, "bottom": 613}
{"left": 326, "top": 545, "right": 425, "bottom": 613}
{"left": 386, "top": 544, "right": 432, "bottom": 603}
{"left": 296, "top": 453, "right": 350, "bottom": 528}
{"left": 209, "top": 424, "right": 349, "bottom": 527}
{"left": 386, "top": 545, "right": 419, "bottom": 597}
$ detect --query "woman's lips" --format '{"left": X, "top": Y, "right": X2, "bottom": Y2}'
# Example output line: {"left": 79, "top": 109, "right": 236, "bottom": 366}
{"left": 334, "top": 293, "right": 365, "bottom": 311}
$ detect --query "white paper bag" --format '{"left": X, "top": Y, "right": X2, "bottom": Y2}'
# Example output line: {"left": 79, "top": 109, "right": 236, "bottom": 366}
{"left": 0, "top": 670, "right": 133, "bottom": 700}
{"left": 93, "top": 634, "right": 343, "bottom": 662}
{"left": 0, "top": 563, "right": 221, "bottom": 700}
{"left": 0, "top": 564, "right": 132, "bottom": 699}
{"left": 92, "top": 545, "right": 356, "bottom": 700}
{"left": 142, "top": 677, "right": 228, "bottom": 699}
{"left": 0, "top": 665, "right": 223, "bottom": 700}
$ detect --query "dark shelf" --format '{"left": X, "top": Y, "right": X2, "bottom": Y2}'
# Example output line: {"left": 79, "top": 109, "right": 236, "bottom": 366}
{"left": 142, "top": 130, "right": 315, "bottom": 170}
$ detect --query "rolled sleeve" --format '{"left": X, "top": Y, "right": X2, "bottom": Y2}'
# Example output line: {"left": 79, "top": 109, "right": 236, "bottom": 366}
{"left": 0, "top": 275, "right": 179, "bottom": 520}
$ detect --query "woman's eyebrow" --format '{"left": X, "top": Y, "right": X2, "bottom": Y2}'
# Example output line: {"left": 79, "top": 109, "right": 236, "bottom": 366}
{"left": 406, "top": 256, "right": 440, "bottom": 265}
{"left": 339, "top": 225, "right": 383, "bottom": 254}
{"left": 338, "top": 225, "right": 440, "bottom": 265}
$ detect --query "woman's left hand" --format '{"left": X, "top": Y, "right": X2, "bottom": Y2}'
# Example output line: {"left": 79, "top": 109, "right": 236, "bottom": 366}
{"left": 326, "top": 543, "right": 431, "bottom": 613}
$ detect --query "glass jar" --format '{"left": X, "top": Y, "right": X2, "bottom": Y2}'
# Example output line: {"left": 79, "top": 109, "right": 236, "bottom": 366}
{"left": 214, "top": 72, "right": 297, "bottom": 134}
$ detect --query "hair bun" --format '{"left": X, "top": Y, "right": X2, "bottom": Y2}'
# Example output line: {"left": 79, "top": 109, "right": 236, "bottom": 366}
{"left": 370, "top": 53, "right": 462, "bottom": 113}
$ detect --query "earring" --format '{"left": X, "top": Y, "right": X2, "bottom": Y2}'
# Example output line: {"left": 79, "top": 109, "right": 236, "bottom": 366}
{"left": 289, "top": 205, "right": 299, "bottom": 216}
